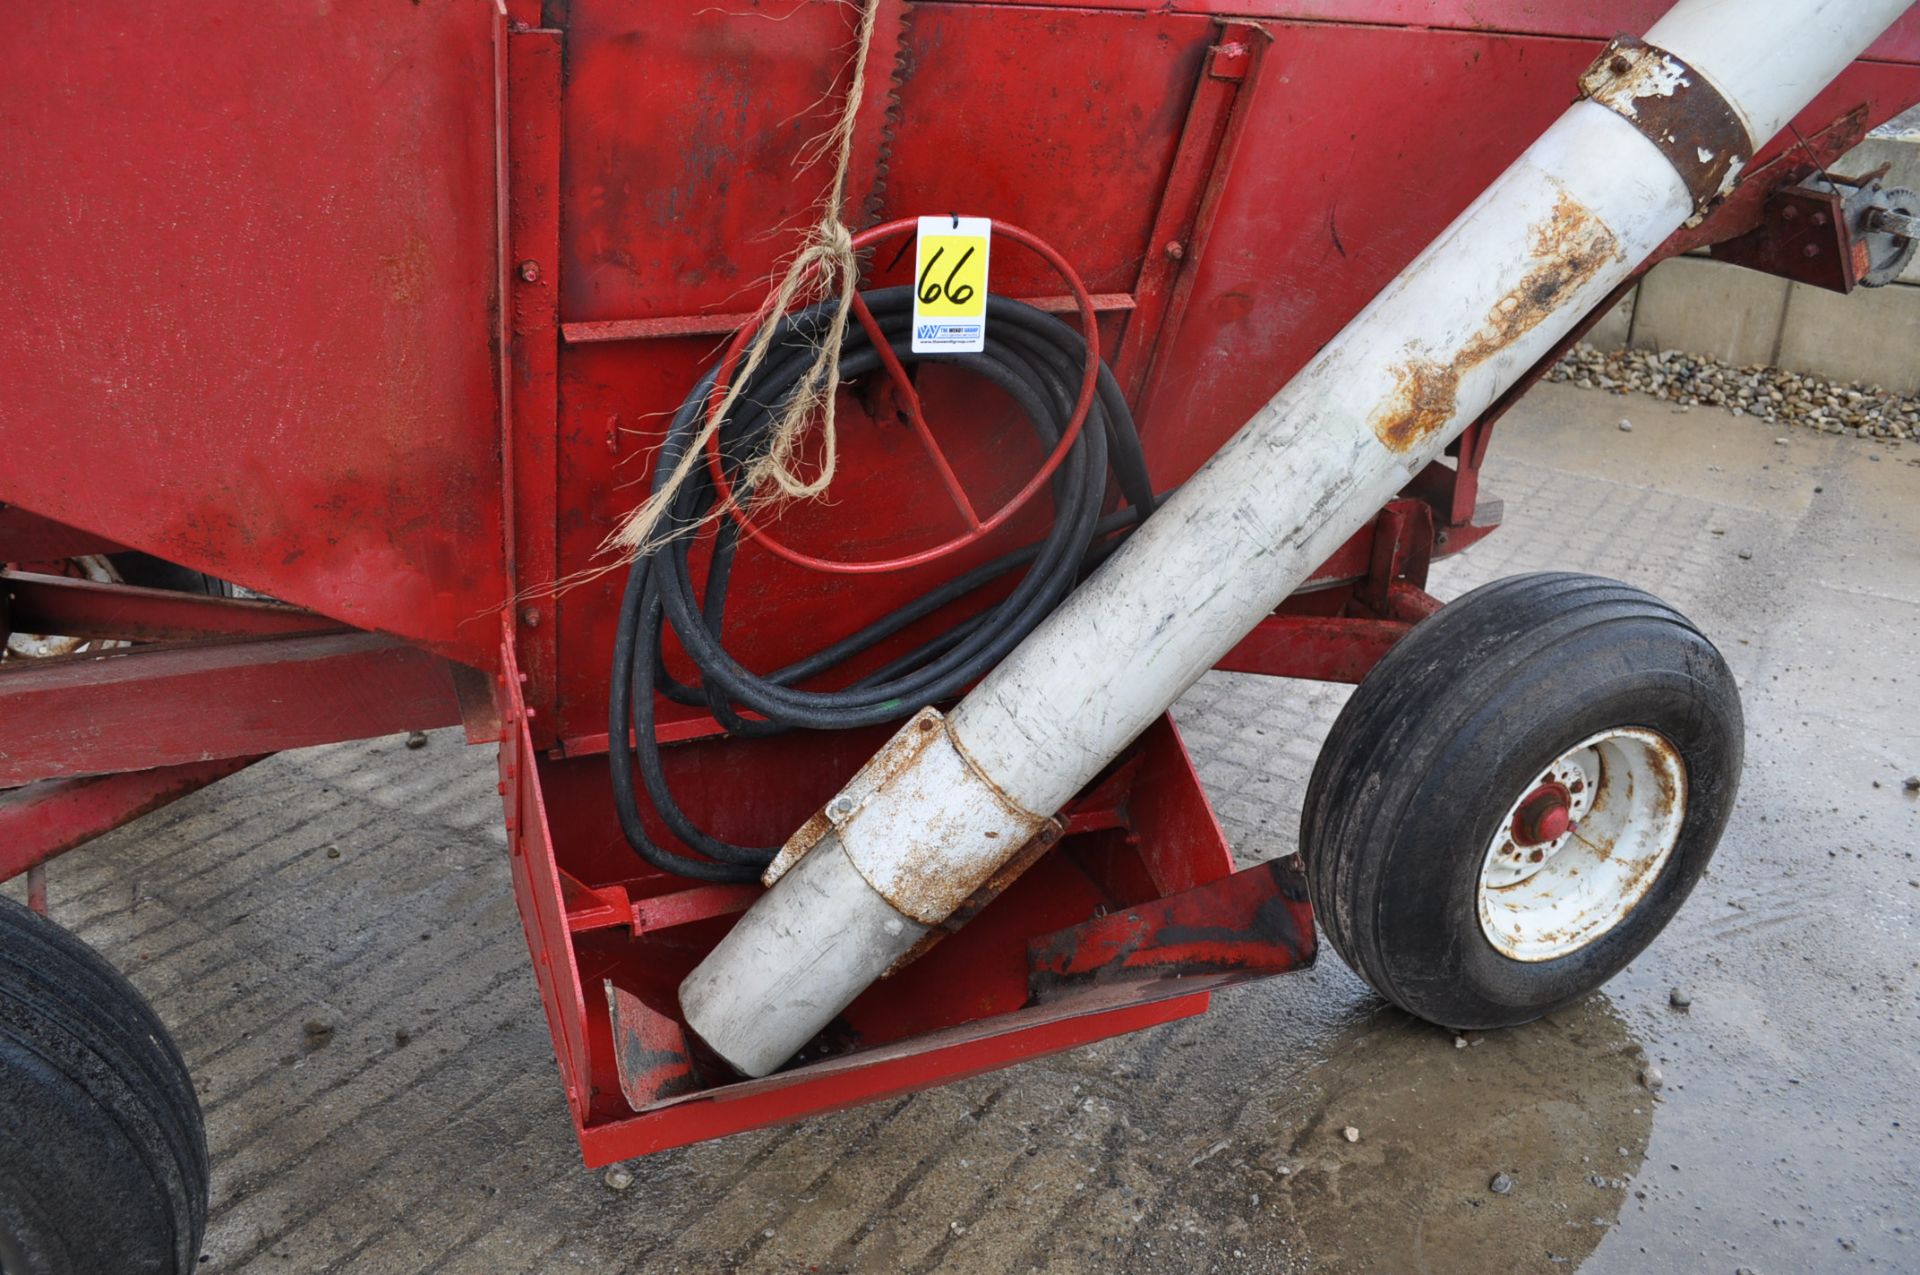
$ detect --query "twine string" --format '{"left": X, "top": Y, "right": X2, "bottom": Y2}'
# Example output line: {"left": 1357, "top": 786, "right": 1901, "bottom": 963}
{"left": 604, "top": 0, "right": 883, "bottom": 561}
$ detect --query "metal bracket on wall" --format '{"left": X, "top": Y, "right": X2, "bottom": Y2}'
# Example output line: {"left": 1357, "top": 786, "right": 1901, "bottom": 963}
{"left": 1710, "top": 183, "right": 1863, "bottom": 291}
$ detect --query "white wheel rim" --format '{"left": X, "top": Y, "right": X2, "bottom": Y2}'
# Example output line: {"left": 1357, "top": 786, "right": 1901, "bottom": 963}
{"left": 4, "top": 555, "right": 128, "bottom": 659}
{"left": 1476, "top": 727, "right": 1687, "bottom": 963}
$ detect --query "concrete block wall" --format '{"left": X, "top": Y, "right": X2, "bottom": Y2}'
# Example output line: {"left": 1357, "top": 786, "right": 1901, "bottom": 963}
{"left": 1590, "top": 107, "right": 1920, "bottom": 394}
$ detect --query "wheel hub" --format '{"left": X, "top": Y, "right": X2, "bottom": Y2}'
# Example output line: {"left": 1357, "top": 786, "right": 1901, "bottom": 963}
{"left": 1511, "top": 783, "right": 1573, "bottom": 848}
{"left": 1477, "top": 727, "right": 1687, "bottom": 962}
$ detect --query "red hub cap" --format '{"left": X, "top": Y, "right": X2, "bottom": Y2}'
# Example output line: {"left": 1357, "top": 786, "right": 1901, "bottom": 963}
{"left": 1512, "top": 783, "right": 1573, "bottom": 847}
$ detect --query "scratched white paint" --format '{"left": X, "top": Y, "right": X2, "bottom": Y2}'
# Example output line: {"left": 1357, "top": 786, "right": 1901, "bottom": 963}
{"left": 679, "top": 832, "right": 931, "bottom": 1079}
{"left": 1606, "top": 55, "right": 1691, "bottom": 118}
{"left": 682, "top": 710, "right": 1045, "bottom": 1075}
{"left": 679, "top": 0, "right": 1915, "bottom": 1078}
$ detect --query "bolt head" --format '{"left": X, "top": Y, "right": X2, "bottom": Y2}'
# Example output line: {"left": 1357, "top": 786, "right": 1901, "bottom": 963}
{"left": 518, "top": 259, "right": 541, "bottom": 283}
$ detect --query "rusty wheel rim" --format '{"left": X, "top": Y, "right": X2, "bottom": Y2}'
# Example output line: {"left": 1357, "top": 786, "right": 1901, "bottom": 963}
{"left": 3, "top": 554, "right": 128, "bottom": 659}
{"left": 1476, "top": 727, "right": 1687, "bottom": 963}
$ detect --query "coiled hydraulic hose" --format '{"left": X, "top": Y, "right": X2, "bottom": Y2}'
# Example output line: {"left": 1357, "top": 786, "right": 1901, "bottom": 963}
{"left": 610, "top": 285, "right": 1156, "bottom": 881}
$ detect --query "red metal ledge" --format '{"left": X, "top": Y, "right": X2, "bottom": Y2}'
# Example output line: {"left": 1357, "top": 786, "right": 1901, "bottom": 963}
{"left": 1026, "top": 855, "right": 1316, "bottom": 1002}
{"left": 0, "top": 756, "right": 263, "bottom": 882}
{"left": 0, "top": 631, "right": 461, "bottom": 786}
{"left": 2, "top": 569, "right": 341, "bottom": 643}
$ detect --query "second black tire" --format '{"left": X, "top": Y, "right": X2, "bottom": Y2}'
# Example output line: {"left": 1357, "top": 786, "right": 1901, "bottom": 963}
{"left": 0, "top": 895, "right": 208, "bottom": 1274}
{"left": 1300, "top": 572, "right": 1743, "bottom": 1030}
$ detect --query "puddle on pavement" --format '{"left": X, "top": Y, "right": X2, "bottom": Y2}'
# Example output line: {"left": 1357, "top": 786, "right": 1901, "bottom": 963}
{"left": 590, "top": 971, "right": 1657, "bottom": 1274}
{"left": 1228, "top": 991, "right": 1653, "bottom": 1274}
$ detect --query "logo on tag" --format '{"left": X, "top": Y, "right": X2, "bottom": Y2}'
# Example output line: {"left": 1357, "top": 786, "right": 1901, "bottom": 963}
{"left": 911, "top": 216, "right": 990, "bottom": 354}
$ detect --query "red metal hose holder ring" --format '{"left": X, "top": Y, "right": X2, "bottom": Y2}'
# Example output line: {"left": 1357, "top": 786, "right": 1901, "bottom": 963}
{"left": 703, "top": 217, "right": 1102, "bottom": 575}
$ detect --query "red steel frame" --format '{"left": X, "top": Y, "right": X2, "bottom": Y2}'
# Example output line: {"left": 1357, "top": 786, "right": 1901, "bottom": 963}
{"left": 3, "top": 0, "right": 1918, "bottom": 1164}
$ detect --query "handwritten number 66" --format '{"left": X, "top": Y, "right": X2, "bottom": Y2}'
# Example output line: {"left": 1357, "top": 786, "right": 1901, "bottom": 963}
{"left": 918, "top": 245, "right": 977, "bottom": 306}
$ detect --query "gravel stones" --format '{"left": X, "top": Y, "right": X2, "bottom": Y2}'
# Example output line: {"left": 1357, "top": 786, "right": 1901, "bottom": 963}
{"left": 1548, "top": 344, "right": 1919, "bottom": 442}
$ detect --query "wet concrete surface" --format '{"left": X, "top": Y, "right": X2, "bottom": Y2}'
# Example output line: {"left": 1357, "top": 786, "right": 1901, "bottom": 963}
{"left": 11, "top": 381, "right": 1919, "bottom": 1272}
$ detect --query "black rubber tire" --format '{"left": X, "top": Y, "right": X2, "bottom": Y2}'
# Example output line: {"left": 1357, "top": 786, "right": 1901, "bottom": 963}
{"left": 1301, "top": 572, "right": 1743, "bottom": 1031}
{"left": 0, "top": 896, "right": 208, "bottom": 1274}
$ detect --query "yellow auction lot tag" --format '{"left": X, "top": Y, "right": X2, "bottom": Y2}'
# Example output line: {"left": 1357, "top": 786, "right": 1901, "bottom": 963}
{"left": 911, "top": 215, "right": 990, "bottom": 353}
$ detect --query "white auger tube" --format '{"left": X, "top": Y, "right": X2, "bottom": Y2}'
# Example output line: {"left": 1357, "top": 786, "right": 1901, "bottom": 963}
{"left": 681, "top": 0, "right": 1915, "bottom": 1079}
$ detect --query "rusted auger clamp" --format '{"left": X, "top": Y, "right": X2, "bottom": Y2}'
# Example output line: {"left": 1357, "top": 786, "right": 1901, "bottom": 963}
{"left": 1578, "top": 35, "right": 1754, "bottom": 220}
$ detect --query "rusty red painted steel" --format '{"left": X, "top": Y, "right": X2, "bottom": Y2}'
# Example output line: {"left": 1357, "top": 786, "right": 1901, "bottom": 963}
{"left": 1027, "top": 856, "right": 1316, "bottom": 1001}
{"left": 1212, "top": 614, "right": 1410, "bottom": 684}
{"left": 580, "top": 990, "right": 1208, "bottom": 1164}
{"left": 502, "top": 688, "right": 1235, "bottom": 1163}
{"left": 2, "top": 0, "right": 1917, "bottom": 1170}
{"left": 1108, "top": 21, "right": 1269, "bottom": 408}
{"left": 936, "top": 3, "right": 1920, "bottom": 65}
{"left": 504, "top": 23, "right": 566, "bottom": 747}
{"left": 0, "top": 1, "right": 506, "bottom": 669}
{"left": 1710, "top": 185, "right": 1864, "bottom": 292}
{"left": 607, "top": 983, "right": 703, "bottom": 1110}
{"left": 497, "top": 630, "right": 596, "bottom": 1125}
{"left": 0, "top": 756, "right": 263, "bottom": 882}
{"left": 561, "top": 294, "right": 1137, "bottom": 344}
{"left": 2, "top": 571, "right": 340, "bottom": 644}
{"left": 0, "top": 508, "right": 125, "bottom": 563}
{"left": 0, "top": 632, "right": 460, "bottom": 786}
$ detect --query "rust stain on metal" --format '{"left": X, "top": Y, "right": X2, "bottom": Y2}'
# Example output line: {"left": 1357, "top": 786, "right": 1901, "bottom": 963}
{"left": 1578, "top": 35, "right": 1753, "bottom": 214}
{"left": 882, "top": 820, "right": 1061, "bottom": 977}
{"left": 760, "top": 706, "right": 944, "bottom": 887}
{"left": 1373, "top": 190, "right": 1623, "bottom": 453}
{"left": 879, "top": 718, "right": 1059, "bottom": 925}
{"left": 761, "top": 807, "right": 833, "bottom": 886}
{"left": 771, "top": 708, "right": 1053, "bottom": 924}
{"left": 1374, "top": 359, "right": 1462, "bottom": 456}
{"left": 878, "top": 807, "right": 1052, "bottom": 927}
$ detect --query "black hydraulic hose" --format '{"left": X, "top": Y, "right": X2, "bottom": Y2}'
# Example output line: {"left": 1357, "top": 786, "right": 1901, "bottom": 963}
{"left": 609, "top": 286, "right": 1157, "bottom": 882}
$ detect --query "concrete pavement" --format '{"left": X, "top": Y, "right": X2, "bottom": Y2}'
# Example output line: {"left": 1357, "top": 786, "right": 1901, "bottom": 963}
{"left": 12, "top": 379, "right": 1918, "bottom": 1274}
